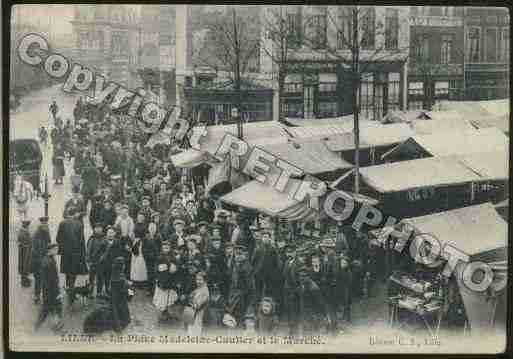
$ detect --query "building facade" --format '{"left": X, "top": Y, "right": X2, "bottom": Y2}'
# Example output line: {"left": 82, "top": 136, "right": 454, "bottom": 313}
{"left": 407, "top": 6, "right": 465, "bottom": 110}
{"left": 464, "top": 7, "right": 509, "bottom": 100}
{"left": 260, "top": 6, "right": 410, "bottom": 121}
{"left": 70, "top": 5, "right": 141, "bottom": 88}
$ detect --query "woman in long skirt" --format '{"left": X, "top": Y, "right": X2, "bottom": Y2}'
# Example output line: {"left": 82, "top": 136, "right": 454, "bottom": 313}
{"left": 130, "top": 238, "right": 148, "bottom": 285}
{"left": 186, "top": 271, "right": 209, "bottom": 335}
{"left": 52, "top": 143, "right": 65, "bottom": 184}
{"left": 153, "top": 241, "right": 180, "bottom": 322}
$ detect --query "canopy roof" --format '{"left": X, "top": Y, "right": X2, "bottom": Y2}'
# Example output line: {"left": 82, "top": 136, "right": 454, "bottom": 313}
{"left": 261, "top": 139, "right": 353, "bottom": 174}
{"left": 220, "top": 179, "right": 319, "bottom": 221}
{"left": 410, "top": 118, "right": 476, "bottom": 135}
{"left": 322, "top": 122, "right": 414, "bottom": 151}
{"left": 470, "top": 114, "right": 510, "bottom": 133}
{"left": 437, "top": 99, "right": 509, "bottom": 117}
{"left": 402, "top": 202, "right": 507, "bottom": 256}
{"left": 359, "top": 152, "right": 508, "bottom": 193}
{"left": 385, "top": 128, "right": 509, "bottom": 158}
{"left": 283, "top": 115, "right": 357, "bottom": 127}
{"left": 170, "top": 149, "right": 207, "bottom": 168}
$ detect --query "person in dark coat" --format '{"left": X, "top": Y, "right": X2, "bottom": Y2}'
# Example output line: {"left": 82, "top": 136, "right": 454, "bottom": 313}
{"left": 225, "top": 245, "right": 256, "bottom": 328}
{"left": 64, "top": 189, "right": 87, "bottom": 224}
{"left": 252, "top": 230, "right": 281, "bottom": 302}
{"left": 100, "top": 199, "right": 117, "bottom": 227}
{"left": 35, "top": 243, "right": 63, "bottom": 332}
{"left": 52, "top": 142, "right": 66, "bottom": 184}
{"left": 110, "top": 257, "right": 131, "bottom": 332}
{"left": 142, "top": 222, "right": 160, "bottom": 296}
{"left": 80, "top": 155, "right": 99, "bottom": 208}
{"left": 319, "top": 238, "right": 339, "bottom": 333}
{"left": 89, "top": 194, "right": 104, "bottom": 228}
{"left": 87, "top": 222, "right": 109, "bottom": 297}
{"left": 18, "top": 220, "right": 32, "bottom": 287}
{"left": 103, "top": 226, "right": 131, "bottom": 289}
{"left": 296, "top": 266, "right": 331, "bottom": 335}
{"left": 56, "top": 207, "right": 88, "bottom": 297}
{"left": 31, "top": 216, "right": 51, "bottom": 304}
{"left": 282, "top": 244, "right": 301, "bottom": 334}
{"left": 335, "top": 255, "right": 353, "bottom": 331}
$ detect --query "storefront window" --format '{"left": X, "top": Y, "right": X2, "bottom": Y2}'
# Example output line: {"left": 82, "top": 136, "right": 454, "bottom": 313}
{"left": 435, "top": 81, "right": 449, "bottom": 96}
{"left": 318, "top": 102, "right": 337, "bottom": 117}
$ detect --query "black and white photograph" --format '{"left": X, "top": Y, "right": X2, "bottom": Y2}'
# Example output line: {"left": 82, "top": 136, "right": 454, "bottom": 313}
{"left": 7, "top": 4, "right": 510, "bottom": 354}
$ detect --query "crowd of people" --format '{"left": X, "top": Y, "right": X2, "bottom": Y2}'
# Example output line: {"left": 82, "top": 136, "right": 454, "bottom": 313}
{"left": 18, "top": 97, "right": 403, "bottom": 336}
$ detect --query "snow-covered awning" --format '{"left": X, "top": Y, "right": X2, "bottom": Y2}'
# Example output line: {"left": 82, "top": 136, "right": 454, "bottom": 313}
{"left": 384, "top": 128, "right": 509, "bottom": 159}
{"left": 402, "top": 202, "right": 507, "bottom": 257}
{"left": 359, "top": 152, "right": 508, "bottom": 193}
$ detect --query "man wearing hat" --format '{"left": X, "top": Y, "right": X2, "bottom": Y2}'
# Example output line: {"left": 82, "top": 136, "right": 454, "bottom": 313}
{"left": 125, "top": 187, "right": 141, "bottom": 221}
{"left": 86, "top": 222, "right": 109, "bottom": 297}
{"left": 169, "top": 218, "right": 186, "bottom": 249}
{"left": 31, "top": 217, "right": 51, "bottom": 304}
{"left": 89, "top": 193, "right": 105, "bottom": 229}
{"left": 100, "top": 199, "right": 116, "bottom": 227}
{"left": 35, "top": 243, "right": 63, "bottom": 332}
{"left": 197, "top": 221, "right": 211, "bottom": 254}
{"left": 296, "top": 265, "right": 331, "bottom": 335}
{"left": 319, "top": 236, "right": 338, "bottom": 333}
{"left": 253, "top": 229, "right": 281, "bottom": 302}
{"left": 335, "top": 254, "right": 353, "bottom": 331}
{"left": 139, "top": 196, "right": 155, "bottom": 226}
{"left": 214, "top": 209, "right": 233, "bottom": 245}
{"left": 56, "top": 207, "right": 88, "bottom": 300}
{"left": 282, "top": 243, "right": 301, "bottom": 334}
{"left": 225, "top": 245, "right": 256, "bottom": 328}
{"left": 154, "top": 181, "right": 172, "bottom": 215}
{"left": 18, "top": 220, "right": 32, "bottom": 288}
{"left": 79, "top": 149, "right": 99, "bottom": 209}
{"left": 64, "top": 188, "right": 86, "bottom": 223}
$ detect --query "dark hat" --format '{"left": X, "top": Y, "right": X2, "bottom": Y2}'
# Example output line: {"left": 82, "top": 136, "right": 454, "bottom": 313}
{"left": 173, "top": 218, "right": 185, "bottom": 226}
{"left": 211, "top": 233, "right": 222, "bottom": 241}
{"left": 39, "top": 216, "right": 49, "bottom": 224}
{"left": 197, "top": 221, "right": 209, "bottom": 227}
{"left": 94, "top": 193, "right": 103, "bottom": 199}
{"left": 210, "top": 223, "right": 222, "bottom": 231}
{"left": 120, "top": 203, "right": 129, "bottom": 210}
{"left": 104, "top": 199, "right": 113, "bottom": 205}
{"left": 113, "top": 256, "right": 125, "bottom": 266}
{"left": 260, "top": 229, "right": 272, "bottom": 236}
{"left": 142, "top": 195, "right": 151, "bottom": 201}
{"left": 235, "top": 244, "right": 248, "bottom": 252}
{"left": 216, "top": 209, "right": 230, "bottom": 218}
{"left": 105, "top": 225, "right": 115, "bottom": 231}
{"left": 94, "top": 222, "right": 104, "bottom": 228}
{"left": 285, "top": 243, "right": 297, "bottom": 251}
{"left": 187, "top": 234, "right": 201, "bottom": 243}
{"left": 21, "top": 219, "right": 31, "bottom": 227}
{"left": 161, "top": 240, "right": 171, "bottom": 247}
{"left": 47, "top": 243, "right": 59, "bottom": 251}
{"left": 224, "top": 242, "right": 234, "bottom": 248}
{"left": 72, "top": 187, "right": 80, "bottom": 194}
{"left": 151, "top": 212, "right": 160, "bottom": 219}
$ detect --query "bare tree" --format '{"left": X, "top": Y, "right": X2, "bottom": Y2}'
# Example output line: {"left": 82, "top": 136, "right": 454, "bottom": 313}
{"left": 302, "top": 6, "right": 408, "bottom": 193}
{"left": 260, "top": 6, "right": 298, "bottom": 122}
{"left": 199, "top": 6, "right": 260, "bottom": 138}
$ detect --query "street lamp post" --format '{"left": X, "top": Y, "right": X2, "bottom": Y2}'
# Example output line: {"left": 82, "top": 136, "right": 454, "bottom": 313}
{"left": 232, "top": 107, "right": 242, "bottom": 139}
{"left": 41, "top": 173, "right": 51, "bottom": 218}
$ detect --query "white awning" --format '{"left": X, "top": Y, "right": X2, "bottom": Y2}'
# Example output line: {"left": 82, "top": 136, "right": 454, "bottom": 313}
{"left": 402, "top": 202, "right": 507, "bottom": 256}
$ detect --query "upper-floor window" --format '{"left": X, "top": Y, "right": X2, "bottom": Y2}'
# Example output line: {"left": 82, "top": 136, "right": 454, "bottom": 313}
{"left": 286, "top": 7, "right": 302, "bottom": 49}
{"left": 499, "top": 28, "right": 510, "bottom": 62}
{"left": 415, "top": 34, "right": 430, "bottom": 59}
{"left": 467, "top": 27, "right": 481, "bottom": 62}
{"left": 309, "top": 8, "right": 327, "bottom": 50}
{"left": 385, "top": 8, "right": 399, "bottom": 50}
{"left": 337, "top": 7, "right": 354, "bottom": 49}
{"left": 441, "top": 7, "right": 453, "bottom": 16}
{"left": 441, "top": 34, "right": 453, "bottom": 64}
{"left": 361, "top": 7, "right": 375, "bottom": 50}
{"left": 485, "top": 27, "right": 498, "bottom": 62}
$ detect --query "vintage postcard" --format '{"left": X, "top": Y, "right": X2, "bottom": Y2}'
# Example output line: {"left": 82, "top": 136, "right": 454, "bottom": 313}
{"left": 7, "top": 4, "right": 509, "bottom": 354}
